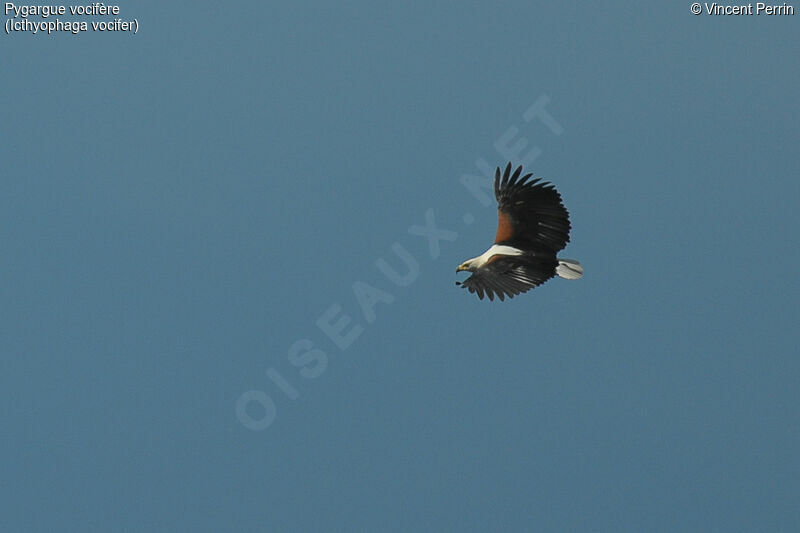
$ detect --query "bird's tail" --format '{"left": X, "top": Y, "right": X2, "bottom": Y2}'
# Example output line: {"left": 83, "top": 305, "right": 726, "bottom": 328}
{"left": 556, "top": 259, "right": 583, "bottom": 280}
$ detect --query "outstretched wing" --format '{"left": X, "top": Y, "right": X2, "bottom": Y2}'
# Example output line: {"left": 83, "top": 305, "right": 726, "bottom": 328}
{"left": 456, "top": 256, "right": 557, "bottom": 301}
{"left": 493, "top": 163, "right": 572, "bottom": 253}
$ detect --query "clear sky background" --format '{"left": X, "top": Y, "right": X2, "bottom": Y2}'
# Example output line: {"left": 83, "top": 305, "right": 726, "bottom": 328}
{"left": 2, "top": 2, "right": 798, "bottom": 531}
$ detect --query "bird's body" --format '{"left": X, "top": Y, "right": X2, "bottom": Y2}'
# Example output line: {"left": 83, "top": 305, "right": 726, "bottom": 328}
{"left": 456, "top": 163, "right": 582, "bottom": 301}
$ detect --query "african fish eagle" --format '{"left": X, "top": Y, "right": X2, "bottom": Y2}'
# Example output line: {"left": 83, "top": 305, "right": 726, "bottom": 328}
{"left": 456, "top": 163, "right": 583, "bottom": 301}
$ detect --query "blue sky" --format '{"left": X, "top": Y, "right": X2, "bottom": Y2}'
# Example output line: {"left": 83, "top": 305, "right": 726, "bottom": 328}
{"left": 2, "top": 2, "right": 798, "bottom": 531}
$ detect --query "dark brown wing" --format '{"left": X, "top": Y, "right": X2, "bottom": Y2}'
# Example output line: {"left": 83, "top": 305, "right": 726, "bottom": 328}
{"left": 456, "top": 255, "right": 557, "bottom": 301}
{"left": 493, "top": 163, "right": 572, "bottom": 253}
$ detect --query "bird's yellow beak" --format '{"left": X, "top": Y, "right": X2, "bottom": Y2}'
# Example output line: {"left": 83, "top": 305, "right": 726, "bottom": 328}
{"left": 456, "top": 264, "right": 466, "bottom": 272}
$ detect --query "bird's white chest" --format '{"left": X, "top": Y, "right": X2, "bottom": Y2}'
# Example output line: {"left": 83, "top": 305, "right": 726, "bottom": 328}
{"left": 476, "top": 244, "right": 523, "bottom": 266}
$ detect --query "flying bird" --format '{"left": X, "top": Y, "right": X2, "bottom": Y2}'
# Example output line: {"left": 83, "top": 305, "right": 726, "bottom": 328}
{"left": 456, "top": 163, "right": 582, "bottom": 301}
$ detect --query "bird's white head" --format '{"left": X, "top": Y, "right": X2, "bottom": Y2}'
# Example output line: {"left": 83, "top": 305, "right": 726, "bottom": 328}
{"left": 456, "top": 257, "right": 480, "bottom": 272}
{"left": 456, "top": 245, "right": 524, "bottom": 273}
